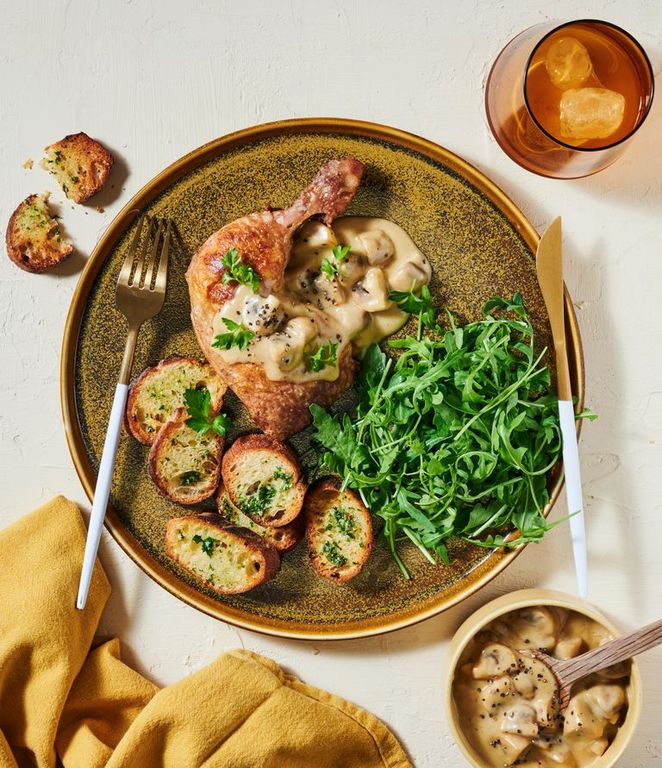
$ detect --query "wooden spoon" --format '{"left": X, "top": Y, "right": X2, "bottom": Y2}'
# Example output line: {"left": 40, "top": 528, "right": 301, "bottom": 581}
{"left": 525, "top": 617, "right": 662, "bottom": 711}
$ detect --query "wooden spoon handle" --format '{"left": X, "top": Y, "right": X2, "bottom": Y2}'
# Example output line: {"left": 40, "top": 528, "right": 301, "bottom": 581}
{"left": 559, "top": 618, "right": 662, "bottom": 686}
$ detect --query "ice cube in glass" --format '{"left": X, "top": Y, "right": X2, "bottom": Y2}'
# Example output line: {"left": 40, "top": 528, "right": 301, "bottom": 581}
{"left": 545, "top": 37, "right": 593, "bottom": 89}
{"left": 559, "top": 87, "right": 626, "bottom": 140}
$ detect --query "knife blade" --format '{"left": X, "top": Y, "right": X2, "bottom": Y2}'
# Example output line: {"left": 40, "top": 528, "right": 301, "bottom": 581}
{"left": 536, "top": 217, "right": 588, "bottom": 598}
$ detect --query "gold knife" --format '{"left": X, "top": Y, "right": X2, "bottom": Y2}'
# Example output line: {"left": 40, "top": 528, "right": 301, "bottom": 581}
{"left": 536, "top": 218, "right": 588, "bottom": 598}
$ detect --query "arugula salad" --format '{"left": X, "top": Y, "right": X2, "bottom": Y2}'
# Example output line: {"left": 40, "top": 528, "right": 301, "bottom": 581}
{"left": 311, "top": 289, "right": 592, "bottom": 577}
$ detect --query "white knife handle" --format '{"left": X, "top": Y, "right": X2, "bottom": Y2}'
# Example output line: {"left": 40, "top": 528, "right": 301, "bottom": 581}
{"left": 558, "top": 399, "right": 588, "bottom": 599}
{"left": 76, "top": 383, "right": 129, "bottom": 610}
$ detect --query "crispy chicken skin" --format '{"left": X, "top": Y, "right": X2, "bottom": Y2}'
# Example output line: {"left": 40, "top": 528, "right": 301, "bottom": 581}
{"left": 186, "top": 158, "right": 365, "bottom": 439}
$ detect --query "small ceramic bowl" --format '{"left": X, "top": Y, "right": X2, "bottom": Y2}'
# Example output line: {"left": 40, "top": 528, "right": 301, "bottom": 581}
{"left": 444, "top": 588, "right": 642, "bottom": 768}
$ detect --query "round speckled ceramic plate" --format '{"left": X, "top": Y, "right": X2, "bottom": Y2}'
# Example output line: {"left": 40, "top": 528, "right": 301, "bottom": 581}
{"left": 61, "top": 119, "right": 583, "bottom": 639}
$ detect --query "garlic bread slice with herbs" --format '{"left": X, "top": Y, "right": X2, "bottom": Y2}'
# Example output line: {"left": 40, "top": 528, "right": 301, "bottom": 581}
{"left": 166, "top": 513, "right": 280, "bottom": 594}
{"left": 126, "top": 356, "right": 227, "bottom": 445}
{"left": 6, "top": 193, "right": 73, "bottom": 273}
{"left": 41, "top": 132, "right": 113, "bottom": 203}
{"left": 305, "top": 478, "right": 373, "bottom": 582}
{"left": 222, "top": 434, "right": 306, "bottom": 527}
{"left": 217, "top": 484, "right": 302, "bottom": 552}
{"left": 148, "top": 408, "right": 222, "bottom": 504}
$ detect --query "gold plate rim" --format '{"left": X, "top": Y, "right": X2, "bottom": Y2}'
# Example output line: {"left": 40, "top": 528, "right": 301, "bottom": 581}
{"left": 60, "top": 117, "right": 585, "bottom": 640}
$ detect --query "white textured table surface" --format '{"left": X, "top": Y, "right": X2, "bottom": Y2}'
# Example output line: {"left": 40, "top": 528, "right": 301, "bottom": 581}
{"left": 1, "top": 1, "right": 661, "bottom": 765}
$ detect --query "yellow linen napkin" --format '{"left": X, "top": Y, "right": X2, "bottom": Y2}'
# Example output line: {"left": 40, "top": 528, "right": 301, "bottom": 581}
{"left": 0, "top": 496, "right": 412, "bottom": 768}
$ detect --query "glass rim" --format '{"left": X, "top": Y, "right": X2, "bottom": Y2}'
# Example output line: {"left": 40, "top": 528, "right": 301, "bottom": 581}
{"left": 522, "top": 18, "right": 655, "bottom": 153}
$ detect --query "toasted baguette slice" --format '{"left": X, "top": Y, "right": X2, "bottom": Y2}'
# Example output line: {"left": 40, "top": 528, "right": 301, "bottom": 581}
{"left": 217, "top": 485, "right": 302, "bottom": 552}
{"left": 6, "top": 193, "right": 73, "bottom": 273}
{"left": 166, "top": 513, "right": 280, "bottom": 594}
{"left": 126, "top": 356, "right": 227, "bottom": 445}
{"left": 222, "top": 434, "right": 306, "bottom": 527}
{"left": 148, "top": 408, "right": 222, "bottom": 504}
{"left": 304, "top": 478, "right": 373, "bottom": 582}
{"left": 41, "top": 132, "right": 113, "bottom": 203}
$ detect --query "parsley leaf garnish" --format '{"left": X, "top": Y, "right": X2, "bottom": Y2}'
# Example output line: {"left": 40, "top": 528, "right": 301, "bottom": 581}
{"left": 320, "top": 244, "right": 351, "bottom": 280}
{"left": 322, "top": 540, "right": 347, "bottom": 567}
{"left": 212, "top": 317, "right": 255, "bottom": 351}
{"left": 221, "top": 247, "right": 260, "bottom": 293}
{"left": 192, "top": 534, "right": 217, "bottom": 557}
{"left": 184, "top": 386, "right": 231, "bottom": 437}
{"left": 389, "top": 284, "right": 437, "bottom": 331}
{"left": 311, "top": 294, "right": 595, "bottom": 578}
{"left": 305, "top": 340, "right": 338, "bottom": 372}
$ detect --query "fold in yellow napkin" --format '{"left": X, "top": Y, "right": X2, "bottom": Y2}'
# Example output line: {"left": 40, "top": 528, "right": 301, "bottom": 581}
{"left": 0, "top": 497, "right": 412, "bottom": 768}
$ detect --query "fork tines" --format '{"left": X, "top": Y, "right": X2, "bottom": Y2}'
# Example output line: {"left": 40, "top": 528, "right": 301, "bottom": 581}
{"left": 118, "top": 215, "right": 172, "bottom": 293}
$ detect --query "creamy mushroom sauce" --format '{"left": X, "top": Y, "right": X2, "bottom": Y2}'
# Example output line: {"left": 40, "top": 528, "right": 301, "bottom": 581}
{"left": 211, "top": 217, "right": 431, "bottom": 382}
{"left": 453, "top": 606, "right": 630, "bottom": 767}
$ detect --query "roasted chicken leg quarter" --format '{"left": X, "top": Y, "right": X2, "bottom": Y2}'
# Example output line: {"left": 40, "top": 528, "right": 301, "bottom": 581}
{"left": 186, "top": 158, "right": 365, "bottom": 439}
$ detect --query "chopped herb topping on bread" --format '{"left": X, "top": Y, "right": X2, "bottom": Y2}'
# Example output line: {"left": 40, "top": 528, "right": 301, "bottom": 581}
{"left": 41, "top": 132, "right": 113, "bottom": 203}
{"left": 305, "top": 478, "right": 373, "bottom": 582}
{"left": 217, "top": 485, "right": 302, "bottom": 552}
{"left": 148, "top": 408, "right": 222, "bottom": 504}
{"left": 166, "top": 513, "right": 280, "bottom": 593}
{"left": 5, "top": 193, "right": 73, "bottom": 273}
{"left": 126, "top": 356, "right": 227, "bottom": 445}
{"left": 222, "top": 434, "right": 306, "bottom": 527}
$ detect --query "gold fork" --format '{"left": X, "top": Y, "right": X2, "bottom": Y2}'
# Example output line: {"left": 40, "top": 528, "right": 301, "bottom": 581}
{"left": 77, "top": 215, "right": 172, "bottom": 610}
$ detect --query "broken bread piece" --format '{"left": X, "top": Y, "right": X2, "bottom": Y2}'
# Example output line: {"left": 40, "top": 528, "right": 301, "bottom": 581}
{"left": 126, "top": 356, "right": 227, "bottom": 445}
{"left": 217, "top": 484, "right": 302, "bottom": 552}
{"left": 41, "top": 132, "right": 113, "bottom": 203}
{"left": 304, "top": 478, "right": 373, "bottom": 582}
{"left": 6, "top": 193, "right": 73, "bottom": 273}
{"left": 148, "top": 407, "right": 222, "bottom": 504}
{"left": 222, "top": 433, "right": 306, "bottom": 527}
{"left": 166, "top": 513, "right": 280, "bottom": 594}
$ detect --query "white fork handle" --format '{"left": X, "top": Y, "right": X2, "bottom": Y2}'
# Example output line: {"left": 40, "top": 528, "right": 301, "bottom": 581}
{"left": 76, "top": 383, "right": 129, "bottom": 610}
{"left": 558, "top": 399, "right": 588, "bottom": 599}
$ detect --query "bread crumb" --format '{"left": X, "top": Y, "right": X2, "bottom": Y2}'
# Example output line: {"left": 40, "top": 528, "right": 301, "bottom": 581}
{"left": 95, "top": 205, "right": 105, "bottom": 213}
{"left": 23, "top": 159, "right": 33, "bottom": 170}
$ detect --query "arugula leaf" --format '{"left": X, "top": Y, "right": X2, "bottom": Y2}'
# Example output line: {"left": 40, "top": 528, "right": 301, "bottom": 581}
{"left": 320, "top": 244, "right": 351, "bottom": 280}
{"left": 310, "top": 293, "right": 593, "bottom": 577}
{"left": 212, "top": 317, "right": 255, "bottom": 351}
{"left": 305, "top": 341, "right": 338, "bottom": 372}
{"left": 184, "top": 387, "right": 231, "bottom": 437}
{"left": 220, "top": 247, "right": 260, "bottom": 293}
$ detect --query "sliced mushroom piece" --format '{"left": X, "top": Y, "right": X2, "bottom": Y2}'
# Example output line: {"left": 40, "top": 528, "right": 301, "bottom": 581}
{"left": 590, "top": 738, "right": 610, "bottom": 757}
{"left": 242, "top": 293, "right": 285, "bottom": 336}
{"left": 532, "top": 692, "right": 557, "bottom": 729}
{"left": 512, "top": 670, "right": 535, "bottom": 699}
{"left": 563, "top": 686, "right": 625, "bottom": 750}
{"left": 352, "top": 267, "right": 391, "bottom": 312}
{"left": 334, "top": 251, "right": 365, "bottom": 284}
{"left": 498, "top": 733, "right": 532, "bottom": 766}
{"left": 514, "top": 606, "right": 558, "bottom": 650}
{"left": 389, "top": 259, "right": 430, "bottom": 292}
{"left": 588, "top": 684, "right": 626, "bottom": 722}
{"left": 314, "top": 272, "right": 347, "bottom": 306}
{"left": 357, "top": 229, "right": 395, "bottom": 265}
{"left": 304, "top": 221, "right": 336, "bottom": 248}
{"left": 480, "top": 675, "right": 515, "bottom": 712}
{"left": 532, "top": 737, "right": 574, "bottom": 765}
{"left": 555, "top": 636, "right": 585, "bottom": 660}
{"left": 270, "top": 317, "right": 318, "bottom": 371}
{"left": 500, "top": 702, "right": 539, "bottom": 738}
{"left": 520, "top": 655, "right": 560, "bottom": 727}
{"left": 472, "top": 643, "right": 517, "bottom": 679}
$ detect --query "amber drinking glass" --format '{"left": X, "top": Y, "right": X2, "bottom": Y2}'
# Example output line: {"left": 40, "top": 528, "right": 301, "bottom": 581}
{"left": 485, "top": 19, "right": 654, "bottom": 178}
